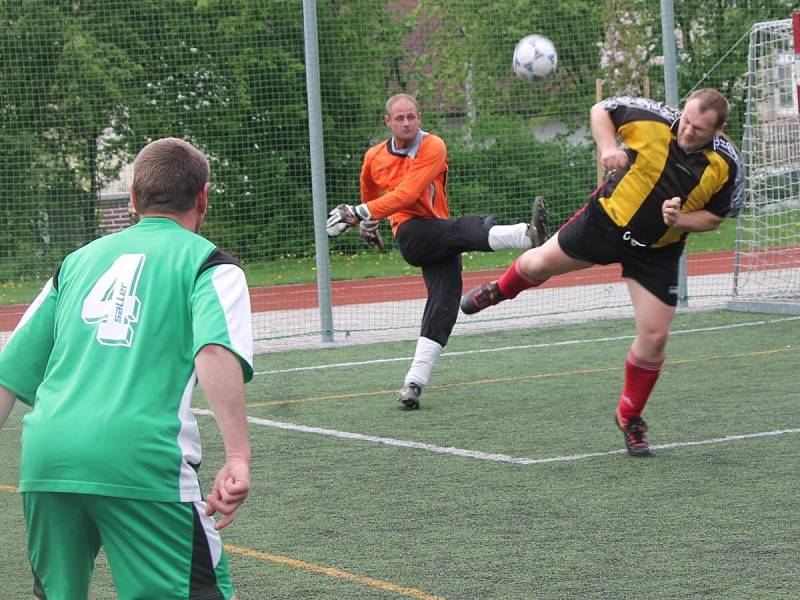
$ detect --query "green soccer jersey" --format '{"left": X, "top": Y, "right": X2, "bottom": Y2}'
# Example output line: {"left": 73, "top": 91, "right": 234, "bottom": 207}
{"left": 0, "top": 217, "right": 254, "bottom": 502}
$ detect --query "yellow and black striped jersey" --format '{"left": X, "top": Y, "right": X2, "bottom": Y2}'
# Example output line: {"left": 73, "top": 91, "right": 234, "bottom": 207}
{"left": 594, "top": 96, "right": 744, "bottom": 248}
{"left": 360, "top": 130, "right": 449, "bottom": 235}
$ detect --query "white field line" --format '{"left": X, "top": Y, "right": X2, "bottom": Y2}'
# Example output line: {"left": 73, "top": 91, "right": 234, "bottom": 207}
{"left": 191, "top": 409, "right": 800, "bottom": 465}
{"left": 254, "top": 316, "right": 800, "bottom": 375}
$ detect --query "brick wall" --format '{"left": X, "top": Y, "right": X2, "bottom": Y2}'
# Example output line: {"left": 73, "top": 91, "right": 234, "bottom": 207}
{"left": 98, "top": 193, "right": 135, "bottom": 234}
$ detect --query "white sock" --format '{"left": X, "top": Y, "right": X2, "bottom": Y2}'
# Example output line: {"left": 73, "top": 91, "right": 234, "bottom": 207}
{"left": 405, "top": 337, "right": 443, "bottom": 388}
{"left": 488, "top": 223, "right": 532, "bottom": 251}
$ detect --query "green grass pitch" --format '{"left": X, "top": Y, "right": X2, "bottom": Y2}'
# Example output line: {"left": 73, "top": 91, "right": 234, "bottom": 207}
{"left": 1, "top": 309, "right": 798, "bottom": 598}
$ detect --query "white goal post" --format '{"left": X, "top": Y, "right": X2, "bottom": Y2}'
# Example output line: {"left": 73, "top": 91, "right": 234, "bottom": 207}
{"left": 729, "top": 13, "right": 800, "bottom": 315}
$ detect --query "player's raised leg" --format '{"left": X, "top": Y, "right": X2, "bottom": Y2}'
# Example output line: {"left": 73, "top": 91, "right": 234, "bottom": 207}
{"left": 460, "top": 232, "right": 591, "bottom": 314}
{"left": 485, "top": 196, "right": 550, "bottom": 252}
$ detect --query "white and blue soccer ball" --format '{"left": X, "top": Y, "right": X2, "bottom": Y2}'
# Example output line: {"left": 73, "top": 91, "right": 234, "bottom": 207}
{"left": 512, "top": 34, "right": 557, "bottom": 82}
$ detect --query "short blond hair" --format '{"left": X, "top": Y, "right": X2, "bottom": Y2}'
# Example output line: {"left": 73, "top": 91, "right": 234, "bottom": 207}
{"left": 133, "top": 138, "right": 209, "bottom": 214}
{"left": 385, "top": 93, "right": 420, "bottom": 115}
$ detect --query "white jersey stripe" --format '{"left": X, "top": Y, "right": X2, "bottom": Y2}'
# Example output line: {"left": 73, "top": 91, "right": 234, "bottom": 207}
{"left": 211, "top": 265, "right": 254, "bottom": 374}
{"left": 177, "top": 372, "right": 202, "bottom": 502}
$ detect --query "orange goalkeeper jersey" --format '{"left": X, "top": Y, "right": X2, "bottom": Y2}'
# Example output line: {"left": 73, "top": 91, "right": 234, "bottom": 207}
{"left": 360, "top": 130, "right": 449, "bottom": 235}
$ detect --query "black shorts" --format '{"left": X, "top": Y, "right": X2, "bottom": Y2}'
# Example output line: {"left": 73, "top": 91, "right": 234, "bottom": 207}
{"left": 394, "top": 215, "right": 494, "bottom": 346}
{"left": 395, "top": 215, "right": 492, "bottom": 267}
{"left": 557, "top": 204, "right": 684, "bottom": 306}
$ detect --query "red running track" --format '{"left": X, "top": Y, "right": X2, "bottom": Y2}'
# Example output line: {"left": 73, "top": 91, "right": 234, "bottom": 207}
{"left": 5, "top": 248, "right": 799, "bottom": 330}
{"left": 246, "top": 250, "right": 744, "bottom": 311}
{"left": 1, "top": 250, "right": 744, "bottom": 331}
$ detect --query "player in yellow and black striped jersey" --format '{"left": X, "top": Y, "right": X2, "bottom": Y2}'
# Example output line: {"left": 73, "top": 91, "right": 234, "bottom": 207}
{"left": 461, "top": 89, "right": 743, "bottom": 456}
{"left": 591, "top": 95, "right": 743, "bottom": 249}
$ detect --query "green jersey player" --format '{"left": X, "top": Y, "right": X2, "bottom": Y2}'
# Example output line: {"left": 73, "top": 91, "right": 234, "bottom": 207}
{"left": 0, "top": 138, "right": 253, "bottom": 600}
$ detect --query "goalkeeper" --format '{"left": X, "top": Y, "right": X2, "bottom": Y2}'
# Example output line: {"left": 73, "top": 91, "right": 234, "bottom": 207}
{"left": 460, "top": 89, "right": 744, "bottom": 456}
{"left": 327, "top": 93, "right": 548, "bottom": 410}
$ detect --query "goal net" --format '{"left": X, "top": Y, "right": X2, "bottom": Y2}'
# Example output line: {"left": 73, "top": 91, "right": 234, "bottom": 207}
{"left": 729, "top": 15, "right": 800, "bottom": 315}
{"left": 2, "top": 4, "right": 798, "bottom": 352}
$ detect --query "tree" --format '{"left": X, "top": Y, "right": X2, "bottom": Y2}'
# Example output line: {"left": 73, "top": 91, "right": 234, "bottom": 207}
{"left": 601, "top": 0, "right": 657, "bottom": 97}
{"left": 0, "top": 1, "right": 137, "bottom": 276}
{"left": 0, "top": 0, "right": 408, "bottom": 272}
{"left": 672, "top": 0, "right": 795, "bottom": 143}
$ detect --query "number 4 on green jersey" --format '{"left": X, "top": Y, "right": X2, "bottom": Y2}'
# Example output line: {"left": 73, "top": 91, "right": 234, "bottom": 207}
{"left": 81, "top": 253, "right": 146, "bottom": 347}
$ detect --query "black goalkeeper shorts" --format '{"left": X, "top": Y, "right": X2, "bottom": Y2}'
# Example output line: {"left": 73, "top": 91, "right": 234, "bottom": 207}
{"left": 557, "top": 204, "right": 684, "bottom": 307}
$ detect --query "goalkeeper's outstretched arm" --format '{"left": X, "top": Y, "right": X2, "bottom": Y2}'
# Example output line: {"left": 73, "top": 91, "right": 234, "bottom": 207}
{"left": 0, "top": 386, "right": 15, "bottom": 430}
{"left": 325, "top": 203, "right": 371, "bottom": 237}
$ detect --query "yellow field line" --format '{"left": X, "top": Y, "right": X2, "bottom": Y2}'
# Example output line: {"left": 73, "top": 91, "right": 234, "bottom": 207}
{"left": 0, "top": 484, "right": 17, "bottom": 494}
{"left": 225, "top": 544, "right": 443, "bottom": 600}
{"left": 436, "top": 347, "right": 796, "bottom": 389}
{"left": 247, "top": 346, "right": 797, "bottom": 408}
{"left": 248, "top": 390, "right": 395, "bottom": 407}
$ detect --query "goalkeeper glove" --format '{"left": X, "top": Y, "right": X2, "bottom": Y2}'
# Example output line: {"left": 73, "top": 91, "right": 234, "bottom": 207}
{"left": 359, "top": 220, "right": 385, "bottom": 251}
{"left": 325, "top": 203, "right": 371, "bottom": 237}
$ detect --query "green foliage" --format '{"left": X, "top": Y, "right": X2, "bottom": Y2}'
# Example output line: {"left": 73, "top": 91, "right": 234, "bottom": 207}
{"left": 1, "top": 1, "right": 794, "bottom": 281}
{"left": 444, "top": 115, "right": 595, "bottom": 223}
{"left": 0, "top": 1, "right": 405, "bottom": 273}
{"left": 670, "top": 0, "right": 795, "bottom": 142}
{"left": 411, "top": 0, "right": 603, "bottom": 120}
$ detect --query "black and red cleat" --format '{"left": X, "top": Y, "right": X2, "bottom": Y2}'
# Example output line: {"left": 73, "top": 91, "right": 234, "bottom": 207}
{"left": 460, "top": 281, "right": 506, "bottom": 315}
{"left": 615, "top": 411, "right": 652, "bottom": 457}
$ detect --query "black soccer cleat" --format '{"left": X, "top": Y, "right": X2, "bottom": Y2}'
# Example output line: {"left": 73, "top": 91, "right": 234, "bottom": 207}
{"left": 527, "top": 196, "right": 550, "bottom": 248}
{"left": 397, "top": 382, "right": 422, "bottom": 410}
{"left": 460, "top": 281, "right": 505, "bottom": 315}
{"left": 615, "top": 411, "right": 652, "bottom": 457}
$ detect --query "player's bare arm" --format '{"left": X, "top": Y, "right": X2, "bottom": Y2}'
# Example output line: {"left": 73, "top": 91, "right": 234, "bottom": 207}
{"left": 662, "top": 197, "right": 724, "bottom": 232}
{"left": 590, "top": 103, "right": 628, "bottom": 170}
{"left": 0, "top": 385, "right": 15, "bottom": 430}
{"left": 195, "top": 343, "right": 251, "bottom": 530}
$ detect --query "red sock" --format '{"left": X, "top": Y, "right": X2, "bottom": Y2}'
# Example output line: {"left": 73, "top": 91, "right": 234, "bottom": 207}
{"left": 497, "top": 258, "right": 545, "bottom": 299}
{"left": 617, "top": 350, "right": 663, "bottom": 420}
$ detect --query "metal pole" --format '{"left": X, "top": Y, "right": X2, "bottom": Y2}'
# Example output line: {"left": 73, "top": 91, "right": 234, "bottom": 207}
{"left": 596, "top": 78, "right": 604, "bottom": 185}
{"left": 660, "top": 0, "right": 688, "bottom": 306}
{"left": 302, "top": 0, "right": 334, "bottom": 342}
{"left": 661, "top": 0, "right": 679, "bottom": 107}
{"left": 794, "top": 12, "right": 800, "bottom": 113}
{"left": 733, "top": 24, "right": 759, "bottom": 299}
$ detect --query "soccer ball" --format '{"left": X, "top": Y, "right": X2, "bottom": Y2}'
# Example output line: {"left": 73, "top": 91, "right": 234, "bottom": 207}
{"left": 512, "top": 34, "right": 557, "bottom": 82}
